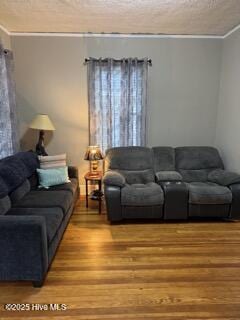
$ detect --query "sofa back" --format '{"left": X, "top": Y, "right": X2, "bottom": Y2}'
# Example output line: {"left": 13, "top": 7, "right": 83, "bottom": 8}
{"left": 0, "top": 176, "right": 10, "bottom": 215}
{"left": 175, "top": 146, "right": 224, "bottom": 182}
{"left": 105, "top": 147, "right": 155, "bottom": 184}
{"left": 14, "top": 152, "right": 39, "bottom": 189}
{"left": 152, "top": 147, "right": 175, "bottom": 171}
{"left": 14, "top": 152, "right": 39, "bottom": 178}
{"left": 0, "top": 151, "right": 39, "bottom": 211}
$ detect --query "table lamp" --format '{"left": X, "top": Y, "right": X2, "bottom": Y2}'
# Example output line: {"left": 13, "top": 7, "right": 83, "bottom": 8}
{"left": 84, "top": 146, "right": 103, "bottom": 176}
{"left": 29, "top": 114, "right": 55, "bottom": 156}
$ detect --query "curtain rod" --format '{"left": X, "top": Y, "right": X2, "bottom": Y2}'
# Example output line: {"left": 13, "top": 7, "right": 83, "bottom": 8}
{"left": 84, "top": 58, "right": 152, "bottom": 66}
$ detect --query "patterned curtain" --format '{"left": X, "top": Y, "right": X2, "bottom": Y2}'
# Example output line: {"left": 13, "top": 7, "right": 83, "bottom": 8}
{"left": 87, "top": 58, "right": 148, "bottom": 153}
{"left": 0, "top": 42, "right": 19, "bottom": 159}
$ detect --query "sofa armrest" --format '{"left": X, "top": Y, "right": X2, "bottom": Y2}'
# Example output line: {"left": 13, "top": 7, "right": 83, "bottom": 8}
{"left": 0, "top": 215, "right": 48, "bottom": 283}
{"left": 104, "top": 185, "right": 122, "bottom": 222}
{"left": 155, "top": 171, "right": 183, "bottom": 182}
{"left": 229, "top": 184, "right": 240, "bottom": 219}
{"left": 103, "top": 171, "right": 126, "bottom": 187}
{"left": 208, "top": 169, "right": 240, "bottom": 186}
{"left": 68, "top": 166, "right": 79, "bottom": 180}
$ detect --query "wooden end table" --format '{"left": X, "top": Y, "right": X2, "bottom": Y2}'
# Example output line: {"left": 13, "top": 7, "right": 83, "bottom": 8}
{"left": 84, "top": 171, "right": 103, "bottom": 214}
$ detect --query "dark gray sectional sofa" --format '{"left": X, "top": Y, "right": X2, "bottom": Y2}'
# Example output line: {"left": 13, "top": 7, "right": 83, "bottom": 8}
{"left": 0, "top": 151, "right": 79, "bottom": 287}
{"left": 103, "top": 146, "right": 240, "bottom": 222}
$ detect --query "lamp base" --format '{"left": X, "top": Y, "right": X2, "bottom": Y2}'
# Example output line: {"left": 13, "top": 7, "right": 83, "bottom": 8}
{"left": 36, "top": 130, "right": 48, "bottom": 156}
{"left": 89, "top": 160, "right": 99, "bottom": 176}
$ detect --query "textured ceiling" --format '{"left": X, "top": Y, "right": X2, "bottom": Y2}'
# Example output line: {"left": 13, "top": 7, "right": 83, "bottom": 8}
{"left": 0, "top": 0, "right": 240, "bottom": 35}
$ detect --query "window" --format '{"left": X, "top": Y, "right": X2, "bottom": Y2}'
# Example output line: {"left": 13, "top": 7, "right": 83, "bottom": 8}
{"left": 87, "top": 58, "right": 149, "bottom": 153}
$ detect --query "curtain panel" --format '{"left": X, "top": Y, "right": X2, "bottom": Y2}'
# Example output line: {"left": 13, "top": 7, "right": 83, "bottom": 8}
{"left": 87, "top": 58, "right": 148, "bottom": 153}
{"left": 0, "top": 42, "right": 19, "bottom": 159}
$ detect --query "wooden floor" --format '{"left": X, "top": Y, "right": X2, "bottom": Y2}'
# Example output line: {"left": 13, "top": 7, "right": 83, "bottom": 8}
{"left": 1, "top": 197, "right": 240, "bottom": 319}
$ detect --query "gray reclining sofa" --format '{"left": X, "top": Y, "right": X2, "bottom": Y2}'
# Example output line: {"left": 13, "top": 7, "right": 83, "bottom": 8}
{"left": 103, "top": 146, "right": 240, "bottom": 222}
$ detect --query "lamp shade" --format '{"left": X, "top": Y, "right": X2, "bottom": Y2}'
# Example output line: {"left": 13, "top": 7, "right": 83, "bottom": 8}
{"left": 84, "top": 146, "right": 103, "bottom": 161}
{"left": 29, "top": 114, "right": 55, "bottom": 131}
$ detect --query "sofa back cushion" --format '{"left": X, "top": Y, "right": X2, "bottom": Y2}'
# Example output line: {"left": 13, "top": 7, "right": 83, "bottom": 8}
{"left": 152, "top": 147, "right": 175, "bottom": 171}
{"left": 117, "top": 169, "right": 155, "bottom": 184}
{"left": 0, "top": 152, "right": 39, "bottom": 194}
{"left": 10, "top": 180, "right": 31, "bottom": 203}
{"left": 175, "top": 147, "right": 224, "bottom": 182}
{"left": 0, "top": 176, "right": 8, "bottom": 199}
{"left": 14, "top": 151, "right": 39, "bottom": 177}
{"left": 105, "top": 147, "right": 155, "bottom": 184}
{"left": 0, "top": 176, "right": 10, "bottom": 215}
{"left": 0, "top": 157, "right": 27, "bottom": 193}
{"left": 0, "top": 196, "right": 11, "bottom": 215}
{"left": 105, "top": 147, "right": 153, "bottom": 170}
{"left": 28, "top": 173, "right": 39, "bottom": 190}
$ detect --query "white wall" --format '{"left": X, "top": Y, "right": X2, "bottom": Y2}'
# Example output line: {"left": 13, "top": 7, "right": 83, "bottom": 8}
{"left": 215, "top": 27, "right": 240, "bottom": 172}
{"left": 11, "top": 35, "right": 222, "bottom": 183}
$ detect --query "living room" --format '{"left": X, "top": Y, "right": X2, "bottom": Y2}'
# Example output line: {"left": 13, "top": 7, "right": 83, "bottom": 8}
{"left": 0, "top": 1, "right": 240, "bottom": 319}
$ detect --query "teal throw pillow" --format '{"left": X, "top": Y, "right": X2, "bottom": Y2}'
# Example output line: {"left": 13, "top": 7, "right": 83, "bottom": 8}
{"left": 37, "top": 166, "right": 70, "bottom": 189}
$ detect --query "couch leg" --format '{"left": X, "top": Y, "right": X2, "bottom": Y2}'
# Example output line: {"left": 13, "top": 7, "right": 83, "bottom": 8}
{"left": 32, "top": 280, "right": 44, "bottom": 288}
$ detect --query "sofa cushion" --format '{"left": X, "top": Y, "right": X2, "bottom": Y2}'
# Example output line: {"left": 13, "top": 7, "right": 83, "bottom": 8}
{"left": 156, "top": 171, "right": 183, "bottom": 182}
{"left": 105, "top": 147, "right": 153, "bottom": 171}
{"left": 28, "top": 173, "right": 39, "bottom": 190}
{"left": 12, "top": 190, "right": 72, "bottom": 216}
{"left": 103, "top": 171, "right": 126, "bottom": 187}
{"left": 175, "top": 147, "right": 224, "bottom": 170}
{"left": 118, "top": 169, "right": 155, "bottom": 184}
{"left": 0, "top": 158, "right": 27, "bottom": 193}
{"left": 152, "top": 147, "right": 175, "bottom": 171}
{"left": 178, "top": 168, "right": 214, "bottom": 183}
{"left": 0, "top": 196, "right": 11, "bottom": 215}
{"left": 14, "top": 151, "right": 39, "bottom": 177}
{"left": 0, "top": 176, "right": 8, "bottom": 198}
{"left": 188, "top": 182, "right": 232, "bottom": 205}
{"left": 7, "top": 207, "right": 63, "bottom": 243}
{"left": 9, "top": 180, "right": 30, "bottom": 203}
{"left": 39, "top": 178, "right": 78, "bottom": 195}
{"left": 208, "top": 169, "right": 240, "bottom": 186}
{"left": 175, "top": 147, "right": 224, "bottom": 182}
{"left": 121, "top": 182, "right": 164, "bottom": 206}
